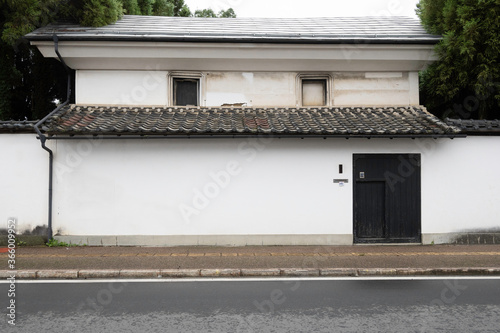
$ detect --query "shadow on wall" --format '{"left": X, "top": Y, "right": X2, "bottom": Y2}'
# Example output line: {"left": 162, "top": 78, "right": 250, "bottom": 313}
{"left": 0, "top": 225, "right": 48, "bottom": 246}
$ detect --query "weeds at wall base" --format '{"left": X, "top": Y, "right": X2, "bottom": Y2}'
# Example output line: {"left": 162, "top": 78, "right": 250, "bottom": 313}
{"left": 46, "top": 238, "right": 87, "bottom": 247}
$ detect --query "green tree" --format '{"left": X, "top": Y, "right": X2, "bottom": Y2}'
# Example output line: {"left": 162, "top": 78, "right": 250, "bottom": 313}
{"left": 122, "top": 0, "right": 141, "bottom": 15}
{"left": 137, "top": 0, "right": 152, "bottom": 15}
{"left": 218, "top": 8, "right": 236, "bottom": 18}
{"left": 0, "top": 43, "right": 15, "bottom": 120}
{"left": 152, "top": 0, "right": 174, "bottom": 16}
{"left": 194, "top": 8, "right": 216, "bottom": 18}
{"left": 1, "top": 0, "right": 68, "bottom": 120}
{"left": 1, "top": 0, "right": 60, "bottom": 45}
{"left": 194, "top": 7, "right": 236, "bottom": 18}
{"left": 170, "top": 0, "right": 191, "bottom": 16}
{"left": 79, "top": 0, "right": 123, "bottom": 26}
{"left": 0, "top": 0, "right": 236, "bottom": 120}
{"left": 417, "top": 0, "right": 500, "bottom": 119}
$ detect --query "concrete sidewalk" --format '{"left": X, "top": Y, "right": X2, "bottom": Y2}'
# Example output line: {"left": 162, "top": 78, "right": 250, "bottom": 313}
{"left": 1, "top": 244, "right": 500, "bottom": 279}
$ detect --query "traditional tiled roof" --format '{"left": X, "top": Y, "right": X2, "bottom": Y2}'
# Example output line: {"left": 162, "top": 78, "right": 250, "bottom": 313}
{"left": 446, "top": 119, "right": 500, "bottom": 135}
{"left": 0, "top": 120, "right": 38, "bottom": 133}
{"left": 40, "top": 105, "right": 461, "bottom": 138}
{"left": 26, "top": 15, "right": 440, "bottom": 44}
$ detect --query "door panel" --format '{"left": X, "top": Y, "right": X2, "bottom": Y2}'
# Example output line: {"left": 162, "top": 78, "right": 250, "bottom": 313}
{"left": 355, "top": 181, "right": 385, "bottom": 239}
{"left": 353, "top": 154, "right": 421, "bottom": 243}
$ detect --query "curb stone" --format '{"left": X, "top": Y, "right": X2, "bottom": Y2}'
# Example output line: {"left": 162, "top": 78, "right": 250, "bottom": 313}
{"left": 161, "top": 269, "right": 201, "bottom": 278}
{"left": 320, "top": 268, "right": 358, "bottom": 277}
{"left": 1, "top": 268, "right": 500, "bottom": 279}
{"left": 434, "top": 268, "right": 500, "bottom": 275}
{"left": 37, "top": 270, "right": 79, "bottom": 279}
{"left": 358, "top": 268, "right": 398, "bottom": 276}
{"left": 281, "top": 268, "right": 319, "bottom": 277}
{"left": 79, "top": 269, "right": 120, "bottom": 279}
{"left": 16, "top": 270, "right": 37, "bottom": 279}
{"left": 241, "top": 269, "right": 281, "bottom": 276}
{"left": 200, "top": 269, "right": 240, "bottom": 277}
{"left": 119, "top": 269, "right": 160, "bottom": 278}
{"left": 395, "top": 268, "right": 434, "bottom": 275}
{"left": 0, "top": 270, "right": 37, "bottom": 279}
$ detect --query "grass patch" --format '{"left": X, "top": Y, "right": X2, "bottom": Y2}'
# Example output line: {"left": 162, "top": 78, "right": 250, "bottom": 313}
{"left": 46, "top": 238, "right": 87, "bottom": 247}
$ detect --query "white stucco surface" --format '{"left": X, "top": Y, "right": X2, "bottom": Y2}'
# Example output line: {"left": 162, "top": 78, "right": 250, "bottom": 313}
{"left": 46, "top": 136, "right": 500, "bottom": 243}
{"left": 205, "top": 72, "right": 296, "bottom": 107}
{"left": 3, "top": 133, "right": 498, "bottom": 244}
{"left": 0, "top": 134, "right": 48, "bottom": 233}
{"left": 421, "top": 136, "right": 500, "bottom": 234}
{"left": 76, "top": 70, "right": 168, "bottom": 106}
{"left": 76, "top": 70, "right": 419, "bottom": 107}
{"left": 33, "top": 41, "right": 436, "bottom": 72}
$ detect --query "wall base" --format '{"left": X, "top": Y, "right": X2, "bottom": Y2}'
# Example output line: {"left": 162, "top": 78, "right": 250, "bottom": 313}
{"left": 56, "top": 233, "right": 500, "bottom": 246}
{"left": 55, "top": 234, "right": 353, "bottom": 247}
{"left": 423, "top": 233, "right": 500, "bottom": 245}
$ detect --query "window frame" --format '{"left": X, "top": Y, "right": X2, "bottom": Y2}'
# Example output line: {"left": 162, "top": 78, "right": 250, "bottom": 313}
{"left": 296, "top": 73, "right": 333, "bottom": 107}
{"left": 167, "top": 71, "right": 205, "bottom": 107}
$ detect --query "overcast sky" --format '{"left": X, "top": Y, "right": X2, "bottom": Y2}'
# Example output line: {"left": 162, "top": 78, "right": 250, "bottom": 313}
{"left": 184, "top": 0, "right": 420, "bottom": 18}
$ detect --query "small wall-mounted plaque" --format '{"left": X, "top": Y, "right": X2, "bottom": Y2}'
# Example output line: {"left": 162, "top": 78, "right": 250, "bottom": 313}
{"left": 360, "top": 172, "right": 365, "bottom": 179}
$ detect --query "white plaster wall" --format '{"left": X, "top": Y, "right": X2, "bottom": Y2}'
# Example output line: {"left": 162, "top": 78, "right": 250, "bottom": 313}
{"left": 5, "top": 133, "right": 497, "bottom": 243}
{"left": 205, "top": 72, "right": 296, "bottom": 107}
{"left": 333, "top": 72, "right": 417, "bottom": 106}
{"left": 421, "top": 136, "right": 500, "bottom": 233}
{"left": 34, "top": 41, "right": 436, "bottom": 72}
{"left": 50, "top": 136, "right": 500, "bottom": 241}
{"left": 76, "top": 70, "right": 168, "bottom": 106}
{"left": 51, "top": 138, "right": 414, "bottom": 237}
{"left": 76, "top": 70, "right": 418, "bottom": 107}
{"left": 0, "top": 134, "right": 48, "bottom": 233}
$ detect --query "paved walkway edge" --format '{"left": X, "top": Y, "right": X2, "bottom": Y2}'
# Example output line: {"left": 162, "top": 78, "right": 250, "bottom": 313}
{"left": 1, "top": 267, "right": 500, "bottom": 279}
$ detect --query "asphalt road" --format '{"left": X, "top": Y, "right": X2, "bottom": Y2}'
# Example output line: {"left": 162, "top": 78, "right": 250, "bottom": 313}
{"left": 2, "top": 277, "right": 500, "bottom": 332}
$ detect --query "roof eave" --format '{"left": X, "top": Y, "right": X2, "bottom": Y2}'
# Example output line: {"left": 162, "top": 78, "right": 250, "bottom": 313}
{"left": 25, "top": 35, "right": 441, "bottom": 45}
{"left": 45, "top": 133, "right": 465, "bottom": 139}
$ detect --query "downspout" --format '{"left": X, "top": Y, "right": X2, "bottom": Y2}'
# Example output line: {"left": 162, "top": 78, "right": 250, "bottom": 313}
{"left": 33, "top": 34, "right": 72, "bottom": 241}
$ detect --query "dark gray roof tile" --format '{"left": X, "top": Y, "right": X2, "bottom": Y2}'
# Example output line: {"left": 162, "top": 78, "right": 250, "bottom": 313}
{"left": 0, "top": 120, "right": 38, "bottom": 133}
{"left": 42, "top": 105, "right": 461, "bottom": 138}
{"left": 26, "top": 15, "right": 440, "bottom": 44}
{"left": 446, "top": 118, "right": 500, "bottom": 135}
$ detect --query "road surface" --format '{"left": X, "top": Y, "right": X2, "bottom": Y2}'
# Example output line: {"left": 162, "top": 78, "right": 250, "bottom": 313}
{"left": 2, "top": 277, "right": 500, "bottom": 332}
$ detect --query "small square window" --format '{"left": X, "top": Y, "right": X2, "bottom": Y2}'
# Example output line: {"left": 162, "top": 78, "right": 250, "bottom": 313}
{"left": 173, "top": 78, "right": 199, "bottom": 106}
{"left": 302, "top": 79, "right": 326, "bottom": 106}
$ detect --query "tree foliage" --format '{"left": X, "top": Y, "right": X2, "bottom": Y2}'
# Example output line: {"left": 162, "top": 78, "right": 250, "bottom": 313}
{"left": 136, "top": 0, "right": 152, "bottom": 15}
{"left": 0, "top": 0, "right": 236, "bottom": 120}
{"left": 194, "top": 8, "right": 236, "bottom": 18}
{"left": 169, "top": 0, "right": 190, "bottom": 17}
{"left": 152, "top": 0, "right": 173, "bottom": 16}
{"left": 79, "top": 0, "right": 123, "bottom": 27}
{"left": 194, "top": 8, "right": 217, "bottom": 18}
{"left": 122, "top": 0, "right": 140, "bottom": 15}
{"left": 1, "top": 0, "right": 60, "bottom": 45}
{"left": 1, "top": 0, "right": 67, "bottom": 120}
{"left": 218, "top": 8, "right": 236, "bottom": 18}
{"left": 417, "top": 0, "right": 500, "bottom": 119}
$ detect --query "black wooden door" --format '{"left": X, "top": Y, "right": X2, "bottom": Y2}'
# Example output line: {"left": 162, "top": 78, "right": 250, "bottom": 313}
{"left": 353, "top": 154, "right": 421, "bottom": 243}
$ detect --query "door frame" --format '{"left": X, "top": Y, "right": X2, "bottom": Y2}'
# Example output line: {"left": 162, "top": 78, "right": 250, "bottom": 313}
{"left": 353, "top": 153, "right": 422, "bottom": 244}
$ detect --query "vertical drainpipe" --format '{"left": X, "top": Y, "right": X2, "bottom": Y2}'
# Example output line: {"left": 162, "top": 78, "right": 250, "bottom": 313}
{"left": 33, "top": 34, "right": 72, "bottom": 241}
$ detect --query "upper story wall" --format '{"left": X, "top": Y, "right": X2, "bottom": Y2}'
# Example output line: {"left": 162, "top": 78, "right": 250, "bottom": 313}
{"left": 29, "top": 16, "right": 437, "bottom": 108}
{"left": 76, "top": 70, "right": 419, "bottom": 107}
